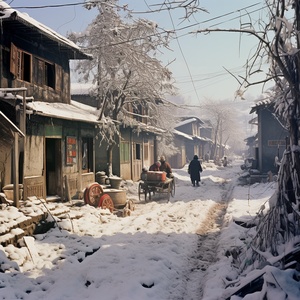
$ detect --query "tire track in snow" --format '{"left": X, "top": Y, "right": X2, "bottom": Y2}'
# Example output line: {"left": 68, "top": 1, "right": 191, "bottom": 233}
{"left": 180, "top": 181, "right": 234, "bottom": 300}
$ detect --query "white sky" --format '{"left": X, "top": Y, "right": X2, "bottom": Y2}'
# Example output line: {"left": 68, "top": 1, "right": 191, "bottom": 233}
{"left": 1, "top": 159, "right": 297, "bottom": 300}
{"left": 6, "top": 0, "right": 270, "bottom": 106}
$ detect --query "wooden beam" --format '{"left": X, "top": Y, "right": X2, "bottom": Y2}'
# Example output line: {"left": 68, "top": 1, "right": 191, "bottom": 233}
{"left": 13, "top": 132, "right": 19, "bottom": 208}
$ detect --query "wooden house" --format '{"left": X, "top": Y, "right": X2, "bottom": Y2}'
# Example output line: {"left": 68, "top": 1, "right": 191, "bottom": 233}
{"left": 72, "top": 91, "right": 163, "bottom": 182}
{"left": 168, "top": 129, "right": 192, "bottom": 169}
{"left": 250, "top": 98, "right": 288, "bottom": 174}
{"left": 174, "top": 117, "right": 213, "bottom": 162}
{"left": 0, "top": 3, "right": 98, "bottom": 203}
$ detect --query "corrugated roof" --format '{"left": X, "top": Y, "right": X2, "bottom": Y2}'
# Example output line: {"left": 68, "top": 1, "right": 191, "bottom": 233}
{"left": 250, "top": 98, "right": 273, "bottom": 114}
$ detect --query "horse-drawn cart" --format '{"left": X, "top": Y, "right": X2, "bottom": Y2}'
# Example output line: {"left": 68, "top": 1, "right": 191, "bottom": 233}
{"left": 138, "top": 171, "right": 175, "bottom": 202}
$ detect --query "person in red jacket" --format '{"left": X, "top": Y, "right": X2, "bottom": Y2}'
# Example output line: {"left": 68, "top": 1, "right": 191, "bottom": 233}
{"left": 149, "top": 161, "right": 161, "bottom": 171}
{"left": 159, "top": 156, "right": 172, "bottom": 178}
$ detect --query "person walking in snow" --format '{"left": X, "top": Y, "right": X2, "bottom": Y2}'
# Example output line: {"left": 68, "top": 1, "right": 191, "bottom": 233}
{"left": 188, "top": 155, "right": 203, "bottom": 186}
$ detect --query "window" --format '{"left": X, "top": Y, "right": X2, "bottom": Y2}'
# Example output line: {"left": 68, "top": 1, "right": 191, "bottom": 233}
{"left": 10, "top": 43, "right": 58, "bottom": 89}
{"left": 36, "top": 58, "right": 56, "bottom": 89}
{"left": 135, "top": 143, "right": 141, "bottom": 160}
{"left": 132, "top": 103, "right": 143, "bottom": 122}
{"left": 143, "top": 141, "right": 149, "bottom": 161}
{"left": 45, "top": 61, "right": 55, "bottom": 89}
{"left": 82, "top": 137, "right": 93, "bottom": 172}
{"left": 120, "top": 142, "right": 130, "bottom": 163}
{"left": 10, "top": 43, "right": 31, "bottom": 82}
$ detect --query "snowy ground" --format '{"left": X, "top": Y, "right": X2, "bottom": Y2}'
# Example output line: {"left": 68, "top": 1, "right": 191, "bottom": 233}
{"left": 0, "top": 158, "right": 277, "bottom": 300}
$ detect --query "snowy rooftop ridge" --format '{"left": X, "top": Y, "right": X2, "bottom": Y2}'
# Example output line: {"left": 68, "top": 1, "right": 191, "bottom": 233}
{"left": 26, "top": 101, "right": 101, "bottom": 124}
{"left": 175, "top": 117, "right": 198, "bottom": 128}
{"left": 173, "top": 129, "right": 193, "bottom": 140}
{"left": 250, "top": 98, "right": 273, "bottom": 114}
{"left": 0, "top": 1, "right": 91, "bottom": 59}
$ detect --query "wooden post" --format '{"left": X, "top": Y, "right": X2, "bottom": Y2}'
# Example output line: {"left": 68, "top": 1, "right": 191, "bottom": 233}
{"left": 13, "top": 132, "right": 19, "bottom": 208}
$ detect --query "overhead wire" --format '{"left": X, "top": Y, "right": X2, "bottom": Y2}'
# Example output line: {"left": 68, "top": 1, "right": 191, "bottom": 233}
{"left": 166, "top": 0, "right": 201, "bottom": 104}
{"left": 8, "top": 1, "right": 268, "bottom": 99}
{"left": 8, "top": 1, "right": 266, "bottom": 45}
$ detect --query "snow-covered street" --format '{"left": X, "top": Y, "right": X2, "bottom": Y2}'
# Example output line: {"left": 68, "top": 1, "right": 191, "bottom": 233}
{"left": 0, "top": 159, "right": 276, "bottom": 300}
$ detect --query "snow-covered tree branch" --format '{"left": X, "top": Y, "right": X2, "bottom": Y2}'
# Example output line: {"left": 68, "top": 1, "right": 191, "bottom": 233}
{"left": 69, "top": 0, "right": 177, "bottom": 174}
{"left": 184, "top": 0, "right": 300, "bottom": 272}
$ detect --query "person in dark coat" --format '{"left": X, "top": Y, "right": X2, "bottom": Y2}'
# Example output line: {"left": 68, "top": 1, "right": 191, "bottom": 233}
{"left": 149, "top": 161, "right": 161, "bottom": 171}
{"left": 188, "top": 155, "right": 203, "bottom": 186}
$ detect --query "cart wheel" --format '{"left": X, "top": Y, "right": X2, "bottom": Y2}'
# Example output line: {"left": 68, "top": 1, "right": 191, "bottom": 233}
{"left": 98, "top": 194, "right": 114, "bottom": 213}
{"left": 84, "top": 182, "right": 103, "bottom": 207}
{"left": 167, "top": 182, "right": 171, "bottom": 202}
{"left": 148, "top": 187, "right": 152, "bottom": 201}
{"left": 138, "top": 182, "right": 143, "bottom": 201}
{"left": 170, "top": 179, "right": 175, "bottom": 197}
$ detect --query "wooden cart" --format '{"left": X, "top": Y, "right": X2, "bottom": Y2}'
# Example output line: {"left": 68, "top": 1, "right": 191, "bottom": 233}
{"left": 83, "top": 182, "right": 135, "bottom": 216}
{"left": 138, "top": 174, "right": 175, "bottom": 203}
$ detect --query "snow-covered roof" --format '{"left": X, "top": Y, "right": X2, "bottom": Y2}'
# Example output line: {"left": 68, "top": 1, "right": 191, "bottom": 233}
{"left": 175, "top": 116, "right": 204, "bottom": 129}
{"left": 71, "top": 82, "right": 95, "bottom": 95}
{"left": 193, "top": 135, "right": 211, "bottom": 142}
{"left": 173, "top": 129, "right": 193, "bottom": 140}
{"left": 250, "top": 98, "right": 273, "bottom": 113}
{"left": 0, "top": 2, "right": 91, "bottom": 60}
{"left": 175, "top": 118, "right": 197, "bottom": 128}
{"left": 121, "top": 118, "right": 165, "bottom": 135}
{"left": 26, "top": 101, "right": 101, "bottom": 124}
{"left": 249, "top": 90, "right": 276, "bottom": 114}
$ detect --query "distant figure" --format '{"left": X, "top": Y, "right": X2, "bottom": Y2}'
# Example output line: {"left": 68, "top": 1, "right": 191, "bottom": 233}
{"left": 159, "top": 156, "right": 172, "bottom": 178}
{"left": 223, "top": 156, "right": 228, "bottom": 167}
{"left": 149, "top": 161, "right": 161, "bottom": 171}
{"left": 188, "top": 155, "right": 203, "bottom": 187}
{"left": 204, "top": 152, "right": 210, "bottom": 162}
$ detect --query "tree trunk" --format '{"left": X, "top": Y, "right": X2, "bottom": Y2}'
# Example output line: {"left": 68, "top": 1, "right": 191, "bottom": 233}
{"left": 107, "top": 144, "right": 114, "bottom": 177}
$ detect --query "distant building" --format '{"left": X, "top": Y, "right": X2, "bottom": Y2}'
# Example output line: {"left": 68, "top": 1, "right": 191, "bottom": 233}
{"left": 174, "top": 117, "right": 213, "bottom": 162}
{"left": 250, "top": 98, "right": 288, "bottom": 174}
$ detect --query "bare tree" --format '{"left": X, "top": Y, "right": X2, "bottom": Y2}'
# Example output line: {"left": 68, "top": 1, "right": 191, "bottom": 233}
{"left": 69, "top": 0, "right": 177, "bottom": 174}
{"left": 200, "top": 99, "right": 243, "bottom": 160}
{"left": 194, "top": 1, "right": 300, "bottom": 268}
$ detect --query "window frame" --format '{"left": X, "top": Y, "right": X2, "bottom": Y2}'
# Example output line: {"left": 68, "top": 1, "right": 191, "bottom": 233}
{"left": 81, "top": 137, "right": 93, "bottom": 172}
{"left": 10, "top": 43, "right": 32, "bottom": 83}
{"left": 10, "top": 43, "right": 60, "bottom": 90}
{"left": 120, "top": 141, "right": 130, "bottom": 163}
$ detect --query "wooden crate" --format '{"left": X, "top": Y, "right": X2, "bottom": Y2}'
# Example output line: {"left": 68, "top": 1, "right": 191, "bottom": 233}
{"left": 146, "top": 171, "right": 166, "bottom": 181}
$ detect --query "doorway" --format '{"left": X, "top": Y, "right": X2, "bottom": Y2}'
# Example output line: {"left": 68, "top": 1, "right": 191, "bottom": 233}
{"left": 45, "top": 138, "right": 62, "bottom": 196}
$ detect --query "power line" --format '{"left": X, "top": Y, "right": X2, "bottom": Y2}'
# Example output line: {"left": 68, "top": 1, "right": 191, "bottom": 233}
{"left": 8, "top": 1, "right": 268, "bottom": 98}
{"left": 7, "top": 1, "right": 86, "bottom": 9}
{"left": 8, "top": 1, "right": 267, "bottom": 46}
{"left": 167, "top": 3, "right": 201, "bottom": 104}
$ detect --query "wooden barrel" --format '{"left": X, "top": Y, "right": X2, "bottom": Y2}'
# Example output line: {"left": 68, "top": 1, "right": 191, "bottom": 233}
{"left": 103, "top": 189, "right": 127, "bottom": 208}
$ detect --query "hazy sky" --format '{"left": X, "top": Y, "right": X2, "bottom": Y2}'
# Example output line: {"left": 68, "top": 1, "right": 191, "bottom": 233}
{"left": 7, "top": 0, "right": 269, "bottom": 108}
